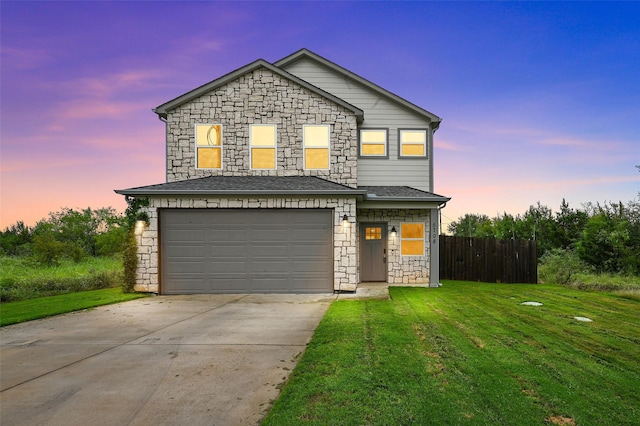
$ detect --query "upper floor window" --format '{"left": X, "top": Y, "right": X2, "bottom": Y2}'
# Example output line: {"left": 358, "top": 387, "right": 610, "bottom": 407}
{"left": 399, "top": 129, "right": 427, "bottom": 158}
{"left": 359, "top": 129, "right": 388, "bottom": 157}
{"left": 303, "top": 125, "right": 330, "bottom": 170}
{"left": 250, "top": 124, "right": 277, "bottom": 170}
{"left": 195, "top": 124, "right": 222, "bottom": 169}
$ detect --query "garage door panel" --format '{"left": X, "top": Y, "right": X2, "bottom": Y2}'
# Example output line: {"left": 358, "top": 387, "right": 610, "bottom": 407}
{"left": 161, "top": 209, "right": 333, "bottom": 294}
{"left": 209, "top": 245, "right": 249, "bottom": 257}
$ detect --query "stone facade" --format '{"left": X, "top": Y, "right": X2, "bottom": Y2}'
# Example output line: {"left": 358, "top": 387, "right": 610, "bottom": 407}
{"left": 357, "top": 208, "right": 432, "bottom": 284}
{"left": 165, "top": 67, "right": 358, "bottom": 187}
{"left": 134, "top": 196, "right": 357, "bottom": 293}
{"left": 127, "top": 60, "right": 442, "bottom": 293}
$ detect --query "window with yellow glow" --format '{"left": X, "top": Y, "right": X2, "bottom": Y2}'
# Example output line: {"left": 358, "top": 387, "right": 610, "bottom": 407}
{"left": 303, "top": 125, "right": 330, "bottom": 170}
{"left": 195, "top": 124, "right": 222, "bottom": 169}
{"left": 360, "top": 129, "right": 388, "bottom": 157}
{"left": 365, "top": 226, "right": 382, "bottom": 240}
{"left": 399, "top": 129, "right": 427, "bottom": 158}
{"left": 250, "top": 124, "right": 276, "bottom": 169}
{"left": 401, "top": 223, "right": 425, "bottom": 256}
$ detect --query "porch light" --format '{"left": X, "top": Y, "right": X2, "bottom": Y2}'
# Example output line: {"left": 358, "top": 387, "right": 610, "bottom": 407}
{"left": 342, "top": 214, "right": 349, "bottom": 223}
{"left": 134, "top": 220, "right": 146, "bottom": 235}
{"left": 391, "top": 226, "right": 397, "bottom": 236}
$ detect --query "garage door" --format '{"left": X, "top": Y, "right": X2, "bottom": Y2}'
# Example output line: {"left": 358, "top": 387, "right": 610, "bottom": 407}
{"left": 160, "top": 209, "right": 333, "bottom": 294}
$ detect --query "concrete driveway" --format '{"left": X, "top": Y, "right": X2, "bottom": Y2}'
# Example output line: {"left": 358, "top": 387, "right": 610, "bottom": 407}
{"left": 0, "top": 293, "right": 336, "bottom": 425}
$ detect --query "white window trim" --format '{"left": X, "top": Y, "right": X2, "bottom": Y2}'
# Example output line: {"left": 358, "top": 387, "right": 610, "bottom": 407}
{"left": 401, "top": 222, "right": 426, "bottom": 257}
{"left": 303, "top": 124, "right": 331, "bottom": 170}
{"left": 249, "top": 124, "right": 277, "bottom": 170}
{"left": 359, "top": 128, "right": 389, "bottom": 158}
{"left": 195, "top": 123, "right": 223, "bottom": 170}
{"left": 398, "top": 128, "right": 428, "bottom": 159}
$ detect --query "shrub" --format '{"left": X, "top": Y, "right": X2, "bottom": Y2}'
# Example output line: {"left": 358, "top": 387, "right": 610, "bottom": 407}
{"left": 538, "top": 248, "right": 588, "bottom": 285}
{"left": 33, "top": 232, "right": 66, "bottom": 266}
{"left": 122, "top": 228, "right": 138, "bottom": 293}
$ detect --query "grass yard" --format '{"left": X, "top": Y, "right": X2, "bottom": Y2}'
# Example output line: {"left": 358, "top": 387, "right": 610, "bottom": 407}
{"left": 263, "top": 281, "right": 640, "bottom": 425}
{"left": 0, "top": 287, "right": 149, "bottom": 326}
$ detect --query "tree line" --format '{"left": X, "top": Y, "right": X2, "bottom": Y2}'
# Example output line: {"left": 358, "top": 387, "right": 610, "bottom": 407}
{"left": 0, "top": 207, "right": 127, "bottom": 265}
{"left": 447, "top": 198, "right": 640, "bottom": 276}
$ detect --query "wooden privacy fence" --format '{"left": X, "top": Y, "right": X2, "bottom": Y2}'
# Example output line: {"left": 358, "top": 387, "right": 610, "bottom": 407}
{"left": 439, "top": 236, "right": 538, "bottom": 283}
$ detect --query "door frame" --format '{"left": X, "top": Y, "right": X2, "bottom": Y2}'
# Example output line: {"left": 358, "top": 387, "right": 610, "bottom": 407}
{"left": 359, "top": 222, "right": 388, "bottom": 282}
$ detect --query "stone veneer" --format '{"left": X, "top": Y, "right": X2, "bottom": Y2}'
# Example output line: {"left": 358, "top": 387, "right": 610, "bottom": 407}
{"left": 165, "top": 67, "right": 358, "bottom": 187}
{"left": 134, "top": 196, "right": 357, "bottom": 293}
{"left": 357, "top": 208, "right": 432, "bottom": 284}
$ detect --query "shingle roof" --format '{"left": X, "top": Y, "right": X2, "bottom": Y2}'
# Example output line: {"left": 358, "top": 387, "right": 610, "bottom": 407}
{"left": 115, "top": 176, "right": 367, "bottom": 196}
{"left": 115, "top": 177, "right": 450, "bottom": 205}
{"left": 359, "top": 186, "right": 450, "bottom": 202}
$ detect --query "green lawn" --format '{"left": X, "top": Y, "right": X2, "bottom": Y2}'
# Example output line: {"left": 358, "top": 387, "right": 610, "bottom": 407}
{"left": 0, "top": 287, "right": 148, "bottom": 326}
{"left": 263, "top": 281, "right": 640, "bottom": 425}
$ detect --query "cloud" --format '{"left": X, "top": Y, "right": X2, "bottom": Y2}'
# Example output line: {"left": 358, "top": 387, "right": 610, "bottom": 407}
{"left": 434, "top": 139, "right": 465, "bottom": 151}
{"left": 1, "top": 46, "right": 54, "bottom": 70}
{"left": 70, "top": 70, "right": 171, "bottom": 97}
{"left": 54, "top": 98, "right": 149, "bottom": 120}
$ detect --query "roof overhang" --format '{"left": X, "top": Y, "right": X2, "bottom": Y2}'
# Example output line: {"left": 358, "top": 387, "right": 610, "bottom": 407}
{"left": 115, "top": 188, "right": 367, "bottom": 198}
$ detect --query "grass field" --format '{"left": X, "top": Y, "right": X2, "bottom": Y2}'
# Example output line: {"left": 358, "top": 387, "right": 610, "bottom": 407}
{"left": 263, "top": 282, "right": 640, "bottom": 425}
{"left": 0, "top": 256, "right": 122, "bottom": 302}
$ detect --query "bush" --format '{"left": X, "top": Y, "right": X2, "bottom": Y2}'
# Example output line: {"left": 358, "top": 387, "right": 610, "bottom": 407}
{"left": 33, "top": 232, "right": 66, "bottom": 266}
{"left": 538, "top": 248, "right": 588, "bottom": 285}
{"left": 122, "top": 228, "right": 138, "bottom": 293}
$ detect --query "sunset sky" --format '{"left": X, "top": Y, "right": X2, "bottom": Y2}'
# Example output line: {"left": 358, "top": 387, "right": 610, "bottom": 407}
{"left": 2, "top": 1, "right": 639, "bottom": 230}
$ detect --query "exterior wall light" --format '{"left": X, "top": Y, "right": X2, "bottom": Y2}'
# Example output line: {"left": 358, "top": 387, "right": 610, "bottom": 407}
{"left": 391, "top": 226, "right": 397, "bottom": 236}
{"left": 134, "top": 220, "right": 147, "bottom": 233}
{"left": 342, "top": 214, "right": 349, "bottom": 223}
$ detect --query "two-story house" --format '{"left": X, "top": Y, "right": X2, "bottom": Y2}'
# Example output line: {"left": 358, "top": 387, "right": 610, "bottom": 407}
{"left": 115, "top": 48, "right": 450, "bottom": 294}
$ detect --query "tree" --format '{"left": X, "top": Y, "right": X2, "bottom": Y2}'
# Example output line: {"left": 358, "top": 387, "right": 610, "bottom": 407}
{"left": 447, "top": 213, "right": 492, "bottom": 237}
{"left": 0, "top": 221, "right": 32, "bottom": 256}
{"left": 577, "top": 202, "right": 639, "bottom": 274}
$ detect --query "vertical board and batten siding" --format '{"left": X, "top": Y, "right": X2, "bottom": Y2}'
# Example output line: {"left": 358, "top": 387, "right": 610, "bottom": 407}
{"left": 282, "top": 59, "right": 432, "bottom": 192}
{"left": 439, "top": 236, "right": 538, "bottom": 284}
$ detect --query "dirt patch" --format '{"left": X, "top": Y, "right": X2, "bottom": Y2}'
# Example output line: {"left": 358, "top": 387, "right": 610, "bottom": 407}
{"left": 546, "top": 415, "right": 576, "bottom": 425}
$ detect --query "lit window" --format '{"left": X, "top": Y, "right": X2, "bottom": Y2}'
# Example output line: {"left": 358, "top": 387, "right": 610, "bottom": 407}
{"left": 360, "top": 129, "right": 388, "bottom": 157}
{"left": 399, "top": 129, "right": 427, "bottom": 158}
{"left": 250, "top": 124, "right": 276, "bottom": 169}
{"left": 365, "top": 226, "right": 382, "bottom": 240}
{"left": 303, "top": 125, "right": 330, "bottom": 170}
{"left": 401, "top": 223, "right": 425, "bottom": 256}
{"left": 195, "top": 124, "right": 222, "bottom": 169}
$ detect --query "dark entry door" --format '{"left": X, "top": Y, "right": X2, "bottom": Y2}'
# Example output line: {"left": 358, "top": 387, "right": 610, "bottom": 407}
{"left": 360, "top": 223, "right": 387, "bottom": 282}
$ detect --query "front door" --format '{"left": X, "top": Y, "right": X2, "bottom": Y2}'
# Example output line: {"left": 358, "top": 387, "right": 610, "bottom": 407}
{"left": 360, "top": 223, "right": 387, "bottom": 282}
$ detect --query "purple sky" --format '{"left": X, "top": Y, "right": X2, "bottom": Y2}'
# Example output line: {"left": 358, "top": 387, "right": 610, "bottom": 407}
{"left": 2, "top": 1, "right": 639, "bottom": 230}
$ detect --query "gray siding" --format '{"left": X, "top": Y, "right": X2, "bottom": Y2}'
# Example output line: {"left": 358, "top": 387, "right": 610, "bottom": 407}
{"left": 282, "top": 59, "right": 434, "bottom": 191}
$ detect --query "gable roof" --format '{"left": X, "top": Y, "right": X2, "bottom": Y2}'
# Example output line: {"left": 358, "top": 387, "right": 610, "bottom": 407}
{"left": 153, "top": 59, "right": 364, "bottom": 122}
{"left": 274, "top": 49, "right": 442, "bottom": 130}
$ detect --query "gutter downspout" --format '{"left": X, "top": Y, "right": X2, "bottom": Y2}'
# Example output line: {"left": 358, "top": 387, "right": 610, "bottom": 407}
{"left": 156, "top": 113, "right": 168, "bottom": 182}
{"left": 430, "top": 200, "right": 448, "bottom": 288}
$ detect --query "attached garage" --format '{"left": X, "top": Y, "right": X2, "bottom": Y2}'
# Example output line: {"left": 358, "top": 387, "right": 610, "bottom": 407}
{"left": 160, "top": 209, "right": 333, "bottom": 294}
